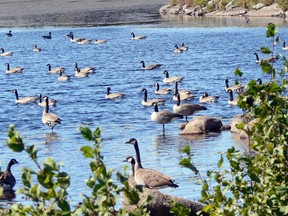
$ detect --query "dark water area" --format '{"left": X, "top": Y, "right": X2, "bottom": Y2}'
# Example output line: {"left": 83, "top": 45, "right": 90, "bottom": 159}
{"left": 0, "top": 19, "right": 287, "bottom": 208}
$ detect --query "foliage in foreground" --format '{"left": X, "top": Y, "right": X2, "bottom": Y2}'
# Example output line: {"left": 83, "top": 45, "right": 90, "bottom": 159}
{"left": 1, "top": 126, "right": 150, "bottom": 215}
{"left": 180, "top": 23, "right": 288, "bottom": 215}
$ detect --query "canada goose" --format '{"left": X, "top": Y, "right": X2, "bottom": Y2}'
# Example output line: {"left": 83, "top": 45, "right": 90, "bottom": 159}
{"left": 122, "top": 156, "right": 136, "bottom": 185}
{"left": 257, "top": 78, "right": 262, "bottom": 85}
{"left": 12, "top": 89, "right": 39, "bottom": 104}
{"left": 225, "top": 79, "right": 244, "bottom": 93}
{"left": 38, "top": 94, "right": 57, "bottom": 107}
{"left": 173, "top": 93, "right": 207, "bottom": 122}
{"left": 141, "top": 88, "right": 166, "bottom": 107}
{"left": 0, "top": 159, "right": 19, "bottom": 191}
{"left": 282, "top": 41, "right": 288, "bottom": 51}
{"left": 174, "top": 82, "right": 193, "bottom": 97}
{"left": 58, "top": 70, "right": 71, "bottom": 82}
{"left": 151, "top": 102, "right": 183, "bottom": 131}
{"left": 199, "top": 92, "right": 220, "bottom": 103}
{"left": 174, "top": 45, "right": 183, "bottom": 53}
{"left": 67, "top": 32, "right": 84, "bottom": 42}
{"left": 94, "top": 39, "right": 107, "bottom": 44}
{"left": 125, "top": 138, "right": 179, "bottom": 189}
{"left": 254, "top": 52, "right": 275, "bottom": 63}
{"left": 163, "top": 70, "right": 184, "bottom": 84}
{"left": 154, "top": 82, "right": 172, "bottom": 95}
{"left": 131, "top": 32, "right": 147, "bottom": 40}
{"left": 173, "top": 87, "right": 194, "bottom": 101}
{"left": 78, "top": 39, "right": 92, "bottom": 45}
{"left": 180, "top": 42, "right": 188, "bottom": 51}
{"left": 5, "top": 30, "right": 13, "bottom": 37}
{"left": 32, "top": 44, "right": 41, "bottom": 52}
{"left": 105, "top": 87, "right": 125, "bottom": 99}
{"left": 74, "top": 67, "right": 89, "bottom": 78}
{"left": 0, "top": 48, "right": 13, "bottom": 56}
{"left": 47, "top": 63, "right": 65, "bottom": 74}
{"left": 42, "top": 32, "right": 52, "bottom": 39}
{"left": 140, "top": 60, "right": 162, "bottom": 70}
{"left": 74, "top": 62, "right": 95, "bottom": 74}
{"left": 42, "top": 96, "right": 61, "bottom": 131}
{"left": 227, "top": 89, "right": 238, "bottom": 106}
{"left": 5, "top": 63, "right": 24, "bottom": 74}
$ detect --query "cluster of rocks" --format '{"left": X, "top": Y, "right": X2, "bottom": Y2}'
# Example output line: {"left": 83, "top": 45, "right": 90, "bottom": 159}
{"left": 159, "top": 2, "right": 288, "bottom": 18}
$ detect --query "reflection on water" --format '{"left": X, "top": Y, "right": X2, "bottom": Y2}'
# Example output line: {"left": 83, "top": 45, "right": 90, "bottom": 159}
{"left": 44, "top": 132, "right": 60, "bottom": 144}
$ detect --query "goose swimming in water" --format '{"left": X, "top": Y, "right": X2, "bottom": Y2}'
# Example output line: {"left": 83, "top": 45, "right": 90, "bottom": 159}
{"left": 141, "top": 88, "right": 166, "bottom": 107}
{"left": 5, "top": 30, "right": 13, "bottom": 37}
{"left": 174, "top": 45, "right": 183, "bottom": 53}
{"left": 42, "top": 32, "right": 52, "bottom": 39}
{"left": 140, "top": 60, "right": 162, "bottom": 70}
{"left": 180, "top": 42, "right": 188, "bottom": 51}
{"left": 5, "top": 63, "right": 24, "bottom": 74}
{"left": 163, "top": 70, "right": 184, "bottom": 84}
{"left": 199, "top": 92, "right": 220, "bottom": 103}
{"left": 105, "top": 87, "right": 125, "bottom": 99}
{"left": 42, "top": 96, "right": 61, "bottom": 131}
{"left": 227, "top": 89, "right": 238, "bottom": 106}
{"left": 0, "top": 48, "right": 13, "bottom": 56}
{"left": 254, "top": 52, "right": 276, "bottom": 63}
{"left": 12, "top": 89, "right": 39, "bottom": 104}
{"left": 58, "top": 70, "right": 71, "bottom": 82}
{"left": 74, "top": 62, "right": 95, "bottom": 74}
{"left": 47, "top": 63, "right": 65, "bottom": 74}
{"left": 0, "top": 159, "right": 19, "bottom": 191}
{"left": 131, "top": 32, "right": 147, "bottom": 40}
{"left": 225, "top": 79, "right": 244, "bottom": 93}
{"left": 154, "top": 82, "right": 172, "bottom": 95}
{"left": 125, "top": 138, "right": 179, "bottom": 189}
{"left": 38, "top": 94, "right": 57, "bottom": 107}
{"left": 32, "top": 44, "right": 41, "bottom": 52}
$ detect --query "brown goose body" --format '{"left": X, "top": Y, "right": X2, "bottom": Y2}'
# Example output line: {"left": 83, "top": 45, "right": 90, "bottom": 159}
{"left": 32, "top": 44, "right": 41, "bottom": 52}
{"left": 12, "top": 89, "right": 39, "bottom": 104}
{"left": 140, "top": 60, "right": 162, "bottom": 70}
{"left": 0, "top": 48, "right": 13, "bottom": 56}
{"left": 0, "top": 159, "right": 19, "bottom": 191}
{"left": 42, "top": 96, "right": 61, "bottom": 131}
{"left": 173, "top": 93, "right": 207, "bottom": 122}
{"left": 58, "top": 70, "right": 71, "bottom": 82}
{"left": 151, "top": 102, "right": 183, "bottom": 131}
{"left": 141, "top": 88, "right": 166, "bottom": 107}
{"left": 74, "top": 62, "right": 95, "bottom": 74}
{"left": 105, "top": 87, "right": 125, "bottom": 99}
{"left": 154, "top": 82, "right": 172, "bottom": 95}
{"left": 125, "top": 138, "right": 179, "bottom": 189}
{"left": 131, "top": 32, "right": 147, "bottom": 40}
{"left": 199, "top": 92, "right": 220, "bottom": 103}
{"left": 5, "top": 63, "right": 24, "bottom": 74}
{"left": 38, "top": 94, "right": 57, "bottom": 107}
{"left": 227, "top": 89, "right": 238, "bottom": 106}
{"left": 225, "top": 79, "right": 244, "bottom": 93}
{"left": 163, "top": 70, "right": 183, "bottom": 84}
{"left": 47, "top": 63, "right": 65, "bottom": 74}
{"left": 74, "top": 67, "right": 89, "bottom": 78}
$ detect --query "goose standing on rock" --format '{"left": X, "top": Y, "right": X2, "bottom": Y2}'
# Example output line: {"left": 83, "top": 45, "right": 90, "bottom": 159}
{"left": 163, "top": 70, "right": 183, "bottom": 84}
{"left": 131, "top": 32, "right": 146, "bottom": 40}
{"left": 199, "top": 92, "right": 220, "bottom": 103}
{"left": 5, "top": 63, "right": 24, "bottom": 74}
{"left": 47, "top": 63, "right": 65, "bottom": 74}
{"left": 151, "top": 102, "right": 183, "bottom": 131}
{"left": 42, "top": 32, "right": 52, "bottom": 39}
{"left": 0, "top": 159, "right": 19, "bottom": 191}
{"left": 12, "top": 89, "right": 39, "bottom": 104}
{"left": 227, "top": 89, "right": 238, "bottom": 106}
{"left": 38, "top": 94, "right": 57, "bottom": 107}
{"left": 173, "top": 93, "right": 207, "bottom": 122}
{"left": 105, "top": 87, "right": 125, "bottom": 99}
{"left": 125, "top": 138, "right": 179, "bottom": 189}
{"left": 42, "top": 96, "right": 61, "bottom": 131}
{"left": 74, "top": 62, "right": 95, "bottom": 74}
{"left": 140, "top": 60, "right": 162, "bottom": 70}
{"left": 154, "top": 82, "right": 172, "bottom": 95}
{"left": 58, "top": 70, "right": 71, "bottom": 82}
{"left": 141, "top": 88, "right": 166, "bottom": 107}
{"left": 0, "top": 48, "right": 13, "bottom": 56}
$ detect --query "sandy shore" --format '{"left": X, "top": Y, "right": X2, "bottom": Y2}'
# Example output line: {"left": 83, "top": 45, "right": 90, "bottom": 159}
{"left": 0, "top": 0, "right": 167, "bottom": 27}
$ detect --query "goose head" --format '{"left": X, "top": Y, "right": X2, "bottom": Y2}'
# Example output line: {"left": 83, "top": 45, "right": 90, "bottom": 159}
{"left": 106, "top": 87, "right": 112, "bottom": 95}
{"left": 154, "top": 82, "right": 160, "bottom": 91}
{"left": 203, "top": 92, "right": 209, "bottom": 97}
{"left": 163, "top": 70, "right": 169, "bottom": 78}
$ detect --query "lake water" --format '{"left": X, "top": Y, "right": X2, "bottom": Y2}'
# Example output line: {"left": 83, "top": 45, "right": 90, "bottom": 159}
{"left": 0, "top": 19, "right": 287, "bottom": 208}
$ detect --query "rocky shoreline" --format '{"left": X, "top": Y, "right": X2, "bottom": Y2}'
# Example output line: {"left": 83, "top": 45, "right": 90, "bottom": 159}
{"left": 160, "top": 3, "right": 287, "bottom": 19}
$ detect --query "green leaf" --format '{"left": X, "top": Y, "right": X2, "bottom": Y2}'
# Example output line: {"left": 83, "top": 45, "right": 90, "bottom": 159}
{"left": 180, "top": 144, "right": 191, "bottom": 155}
{"left": 57, "top": 200, "right": 70, "bottom": 212}
{"left": 43, "top": 157, "right": 58, "bottom": 171}
{"left": 80, "top": 145, "right": 95, "bottom": 158}
{"left": 217, "top": 156, "right": 224, "bottom": 168}
{"left": 234, "top": 67, "right": 243, "bottom": 77}
{"left": 6, "top": 125, "right": 24, "bottom": 152}
{"left": 266, "top": 23, "right": 276, "bottom": 37}
{"left": 79, "top": 127, "right": 93, "bottom": 141}
{"left": 260, "top": 47, "right": 272, "bottom": 54}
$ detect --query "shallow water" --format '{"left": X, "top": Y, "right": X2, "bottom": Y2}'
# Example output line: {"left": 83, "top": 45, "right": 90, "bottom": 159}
{"left": 0, "top": 23, "right": 287, "bottom": 208}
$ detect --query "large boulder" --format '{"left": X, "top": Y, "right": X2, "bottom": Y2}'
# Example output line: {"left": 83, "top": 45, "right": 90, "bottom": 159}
{"left": 180, "top": 116, "right": 223, "bottom": 135}
{"left": 230, "top": 114, "right": 249, "bottom": 133}
{"left": 252, "top": 3, "right": 265, "bottom": 10}
{"left": 122, "top": 176, "right": 208, "bottom": 216}
{"left": 239, "top": 118, "right": 259, "bottom": 139}
{"left": 247, "top": 3, "right": 283, "bottom": 17}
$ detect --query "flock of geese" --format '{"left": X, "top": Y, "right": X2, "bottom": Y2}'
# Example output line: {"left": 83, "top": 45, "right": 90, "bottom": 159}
{"left": 1, "top": 28, "right": 247, "bottom": 193}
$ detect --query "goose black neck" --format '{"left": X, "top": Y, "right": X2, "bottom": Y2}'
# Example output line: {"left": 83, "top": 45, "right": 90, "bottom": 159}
{"left": 254, "top": 53, "right": 259, "bottom": 61}
{"left": 229, "top": 90, "right": 233, "bottom": 101}
{"left": 6, "top": 160, "right": 15, "bottom": 172}
{"left": 45, "top": 97, "right": 49, "bottom": 113}
{"left": 133, "top": 141, "right": 142, "bottom": 168}
{"left": 155, "top": 83, "right": 159, "bottom": 91}
{"left": 47, "top": 64, "right": 51, "bottom": 71}
{"left": 283, "top": 41, "right": 286, "bottom": 47}
{"left": 154, "top": 103, "right": 159, "bottom": 112}
{"left": 131, "top": 32, "right": 135, "bottom": 38}
{"left": 141, "top": 61, "right": 145, "bottom": 68}
{"left": 143, "top": 89, "right": 147, "bottom": 102}
{"left": 130, "top": 158, "right": 135, "bottom": 176}
{"left": 176, "top": 93, "right": 181, "bottom": 106}
{"left": 39, "top": 94, "right": 42, "bottom": 103}
{"left": 14, "top": 90, "right": 19, "bottom": 100}
{"left": 6, "top": 63, "right": 10, "bottom": 70}
{"left": 164, "top": 70, "right": 169, "bottom": 78}
{"left": 225, "top": 79, "right": 229, "bottom": 88}
{"left": 107, "top": 88, "right": 111, "bottom": 95}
